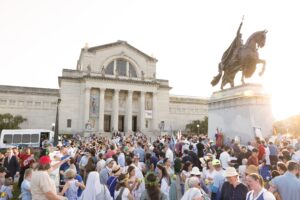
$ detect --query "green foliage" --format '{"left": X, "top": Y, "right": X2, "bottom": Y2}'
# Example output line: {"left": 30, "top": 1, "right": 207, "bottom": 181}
{"left": 273, "top": 115, "right": 300, "bottom": 136}
{"left": 185, "top": 116, "right": 208, "bottom": 135}
{"left": 0, "top": 113, "right": 27, "bottom": 131}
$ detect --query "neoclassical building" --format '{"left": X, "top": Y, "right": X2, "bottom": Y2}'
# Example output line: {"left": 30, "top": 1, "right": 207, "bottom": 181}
{"left": 0, "top": 41, "right": 208, "bottom": 136}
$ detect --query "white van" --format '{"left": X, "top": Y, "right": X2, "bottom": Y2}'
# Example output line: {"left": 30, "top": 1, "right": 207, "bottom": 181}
{"left": 0, "top": 129, "right": 54, "bottom": 148}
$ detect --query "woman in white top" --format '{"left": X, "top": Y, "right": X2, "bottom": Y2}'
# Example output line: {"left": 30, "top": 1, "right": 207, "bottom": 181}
{"left": 180, "top": 161, "right": 192, "bottom": 195}
{"left": 157, "top": 164, "right": 171, "bottom": 199}
{"left": 79, "top": 171, "right": 112, "bottom": 200}
{"left": 246, "top": 173, "right": 275, "bottom": 200}
{"left": 202, "top": 159, "right": 216, "bottom": 193}
{"left": 114, "top": 173, "right": 133, "bottom": 200}
{"left": 164, "top": 158, "right": 174, "bottom": 176}
{"left": 127, "top": 166, "right": 141, "bottom": 199}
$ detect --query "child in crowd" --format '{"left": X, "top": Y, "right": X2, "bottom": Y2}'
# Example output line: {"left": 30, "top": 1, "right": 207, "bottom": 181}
{"left": 21, "top": 168, "right": 33, "bottom": 200}
{"left": 59, "top": 169, "right": 84, "bottom": 200}
{"left": 0, "top": 178, "right": 13, "bottom": 200}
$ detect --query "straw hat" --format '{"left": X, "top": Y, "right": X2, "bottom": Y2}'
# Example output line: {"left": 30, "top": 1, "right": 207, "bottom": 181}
{"left": 246, "top": 165, "right": 259, "bottom": 175}
{"left": 112, "top": 165, "right": 122, "bottom": 176}
{"left": 224, "top": 167, "right": 239, "bottom": 177}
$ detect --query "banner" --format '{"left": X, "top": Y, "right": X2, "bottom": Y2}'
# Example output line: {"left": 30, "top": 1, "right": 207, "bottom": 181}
{"left": 145, "top": 110, "right": 152, "bottom": 119}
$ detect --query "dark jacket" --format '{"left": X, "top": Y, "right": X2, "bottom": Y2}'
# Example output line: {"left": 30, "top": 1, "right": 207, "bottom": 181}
{"left": 220, "top": 182, "right": 248, "bottom": 200}
{"left": 4, "top": 156, "right": 20, "bottom": 178}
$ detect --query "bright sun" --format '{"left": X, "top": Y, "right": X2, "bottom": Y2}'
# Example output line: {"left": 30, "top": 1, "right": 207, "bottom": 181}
{"left": 263, "top": 71, "right": 300, "bottom": 121}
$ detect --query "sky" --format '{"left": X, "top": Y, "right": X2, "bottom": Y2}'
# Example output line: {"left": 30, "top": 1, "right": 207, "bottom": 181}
{"left": 1, "top": 0, "right": 300, "bottom": 120}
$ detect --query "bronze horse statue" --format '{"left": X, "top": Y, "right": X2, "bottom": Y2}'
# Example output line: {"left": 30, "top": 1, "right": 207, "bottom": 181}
{"left": 211, "top": 24, "right": 267, "bottom": 90}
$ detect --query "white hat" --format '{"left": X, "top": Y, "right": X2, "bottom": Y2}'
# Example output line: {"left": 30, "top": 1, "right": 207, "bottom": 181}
{"left": 105, "top": 158, "right": 114, "bottom": 165}
{"left": 224, "top": 167, "right": 239, "bottom": 177}
{"left": 190, "top": 167, "right": 202, "bottom": 176}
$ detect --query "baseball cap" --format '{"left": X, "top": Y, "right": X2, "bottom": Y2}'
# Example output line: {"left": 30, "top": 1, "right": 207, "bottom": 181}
{"left": 39, "top": 156, "right": 52, "bottom": 165}
{"left": 212, "top": 159, "right": 221, "bottom": 166}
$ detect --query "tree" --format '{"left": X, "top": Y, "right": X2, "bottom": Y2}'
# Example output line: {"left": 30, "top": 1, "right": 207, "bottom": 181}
{"left": 185, "top": 116, "right": 208, "bottom": 135}
{"left": 0, "top": 113, "right": 27, "bottom": 131}
{"left": 273, "top": 115, "right": 300, "bottom": 137}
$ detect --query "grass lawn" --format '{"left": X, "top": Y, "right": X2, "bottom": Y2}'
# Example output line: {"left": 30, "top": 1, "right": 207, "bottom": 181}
{"left": 12, "top": 183, "right": 21, "bottom": 200}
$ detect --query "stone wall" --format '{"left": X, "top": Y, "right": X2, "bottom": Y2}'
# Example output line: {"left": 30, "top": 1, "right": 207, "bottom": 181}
{"left": 0, "top": 85, "right": 59, "bottom": 130}
{"left": 168, "top": 95, "right": 208, "bottom": 132}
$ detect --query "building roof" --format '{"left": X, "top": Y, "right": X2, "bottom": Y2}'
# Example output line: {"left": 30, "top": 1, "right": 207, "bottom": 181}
{"left": 170, "top": 94, "right": 208, "bottom": 104}
{"left": 0, "top": 85, "right": 59, "bottom": 96}
{"left": 84, "top": 40, "right": 158, "bottom": 62}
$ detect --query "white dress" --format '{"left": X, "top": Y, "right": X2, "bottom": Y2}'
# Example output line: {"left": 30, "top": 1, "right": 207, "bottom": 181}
{"left": 160, "top": 177, "right": 170, "bottom": 200}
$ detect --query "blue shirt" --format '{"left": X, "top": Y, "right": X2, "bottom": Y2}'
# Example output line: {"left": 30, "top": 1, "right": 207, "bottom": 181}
{"left": 134, "top": 146, "right": 145, "bottom": 162}
{"left": 99, "top": 167, "right": 110, "bottom": 185}
{"left": 118, "top": 153, "right": 125, "bottom": 167}
{"left": 107, "top": 176, "right": 118, "bottom": 198}
{"left": 271, "top": 171, "right": 300, "bottom": 200}
{"left": 268, "top": 144, "right": 278, "bottom": 156}
{"left": 75, "top": 174, "right": 83, "bottom": 197}
{"left": 60, "top": 155, "right": 70, "bottom": 171}
{"left": 21, "top": 180, "right": 31, "bottom": 200}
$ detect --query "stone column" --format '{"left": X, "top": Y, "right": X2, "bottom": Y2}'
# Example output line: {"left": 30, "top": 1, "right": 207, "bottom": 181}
{"left": 99, "top": 88, "right": 106, "bottom": 133}
{"left": 112, "top": 89, "right": 120, "bottom": 132}
{"left": 139, "top": 91, "right": 145, "bottom": 132}
{"left": 126, "top": 90, "right": 133, "bottom": 133}
{"left": 84, "top": 87, "right": 91, "bottom": 129}
{"left": 152, "top": 92, "right": 158, "bottom": 131}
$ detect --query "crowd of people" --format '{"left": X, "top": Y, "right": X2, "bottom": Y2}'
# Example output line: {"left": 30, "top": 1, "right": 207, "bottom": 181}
{"left": 0, "top": 131, "right": 300, "bottom": 200}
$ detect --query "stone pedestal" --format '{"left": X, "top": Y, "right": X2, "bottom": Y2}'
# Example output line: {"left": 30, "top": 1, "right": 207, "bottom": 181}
{"left": 208, "top": 84, "right": 274, "bottom": 144}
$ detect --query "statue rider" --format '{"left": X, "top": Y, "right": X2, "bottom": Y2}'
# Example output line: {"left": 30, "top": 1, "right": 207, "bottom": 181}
{"left": 219, "top": 20, "right": 243, "bottom": 72}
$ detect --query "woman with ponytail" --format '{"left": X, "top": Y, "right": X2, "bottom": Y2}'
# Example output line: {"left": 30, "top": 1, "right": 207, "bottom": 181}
{"left": 246, "top": 173, "right": 275, "bottom": 200}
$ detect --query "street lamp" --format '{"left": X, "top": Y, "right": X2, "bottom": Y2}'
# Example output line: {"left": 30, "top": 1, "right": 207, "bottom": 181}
{"left": 53, "top": 98, "right": 61, "bottom": 146}
{"left": 196, "top": 124, "right": 200, "bottom": 134}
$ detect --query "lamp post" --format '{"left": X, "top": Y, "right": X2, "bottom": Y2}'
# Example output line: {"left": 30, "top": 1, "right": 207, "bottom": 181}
{"left": 53, "top": 98, "right": 61, "bottom": 146}
{"left": 197, "top": 124, "right": 200, "bottom": 135}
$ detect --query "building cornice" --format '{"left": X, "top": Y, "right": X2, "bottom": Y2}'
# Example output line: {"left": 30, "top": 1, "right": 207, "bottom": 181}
{"left": 0, "top": 85, "right": 59, "bottom": 96}
{"left": 58, "top": 75, "right": 172, "bottom": 89}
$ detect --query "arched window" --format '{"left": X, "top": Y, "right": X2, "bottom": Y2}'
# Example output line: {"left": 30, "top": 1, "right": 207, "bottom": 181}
{"left": 116, "top": 59, "right": 127, "bottom": 76}
{"left": 105, "top": 59, "right": 138, "bottom": 77}
{"left": 129, "top": 63, "right": 137, "bottom": 77}
{"left": 105, "top": 61, "right": 114, "bottom": 75}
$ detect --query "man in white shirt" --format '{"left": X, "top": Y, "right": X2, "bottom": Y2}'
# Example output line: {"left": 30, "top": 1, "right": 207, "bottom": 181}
{"left": 164, "top": 144, "right": 174, "bottom": 163}
{"left": 219, "top": 146, "right": 232, "bottom": 170}
{"left": 96, "top": 153, "right": 106, "bottom": 173}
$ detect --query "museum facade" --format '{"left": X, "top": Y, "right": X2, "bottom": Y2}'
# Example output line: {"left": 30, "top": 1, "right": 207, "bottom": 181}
{"left": 0, "top": 41, "right": 208, "bottom": 135}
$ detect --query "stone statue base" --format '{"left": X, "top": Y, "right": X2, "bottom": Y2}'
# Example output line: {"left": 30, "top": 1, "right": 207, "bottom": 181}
{"left": 208, "top": 84, "right": 274, "bottom": 144}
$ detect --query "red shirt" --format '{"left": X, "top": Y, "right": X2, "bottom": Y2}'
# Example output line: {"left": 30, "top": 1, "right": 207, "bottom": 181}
{"left": 105, "top": 150, "right": 116, "bottom": 158}
{"left": 258, "top": 144, "right": 265, "bottom": 161}
{"left": 247, "top": 155, "right": 259, "bottom": 166}
{"left": 18, "top": 153, "right": 34, "bottom": 168}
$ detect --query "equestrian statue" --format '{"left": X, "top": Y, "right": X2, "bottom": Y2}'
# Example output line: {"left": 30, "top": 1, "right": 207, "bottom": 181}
{"left": 211, "top": 20, "right": 267, "bottom": 90}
